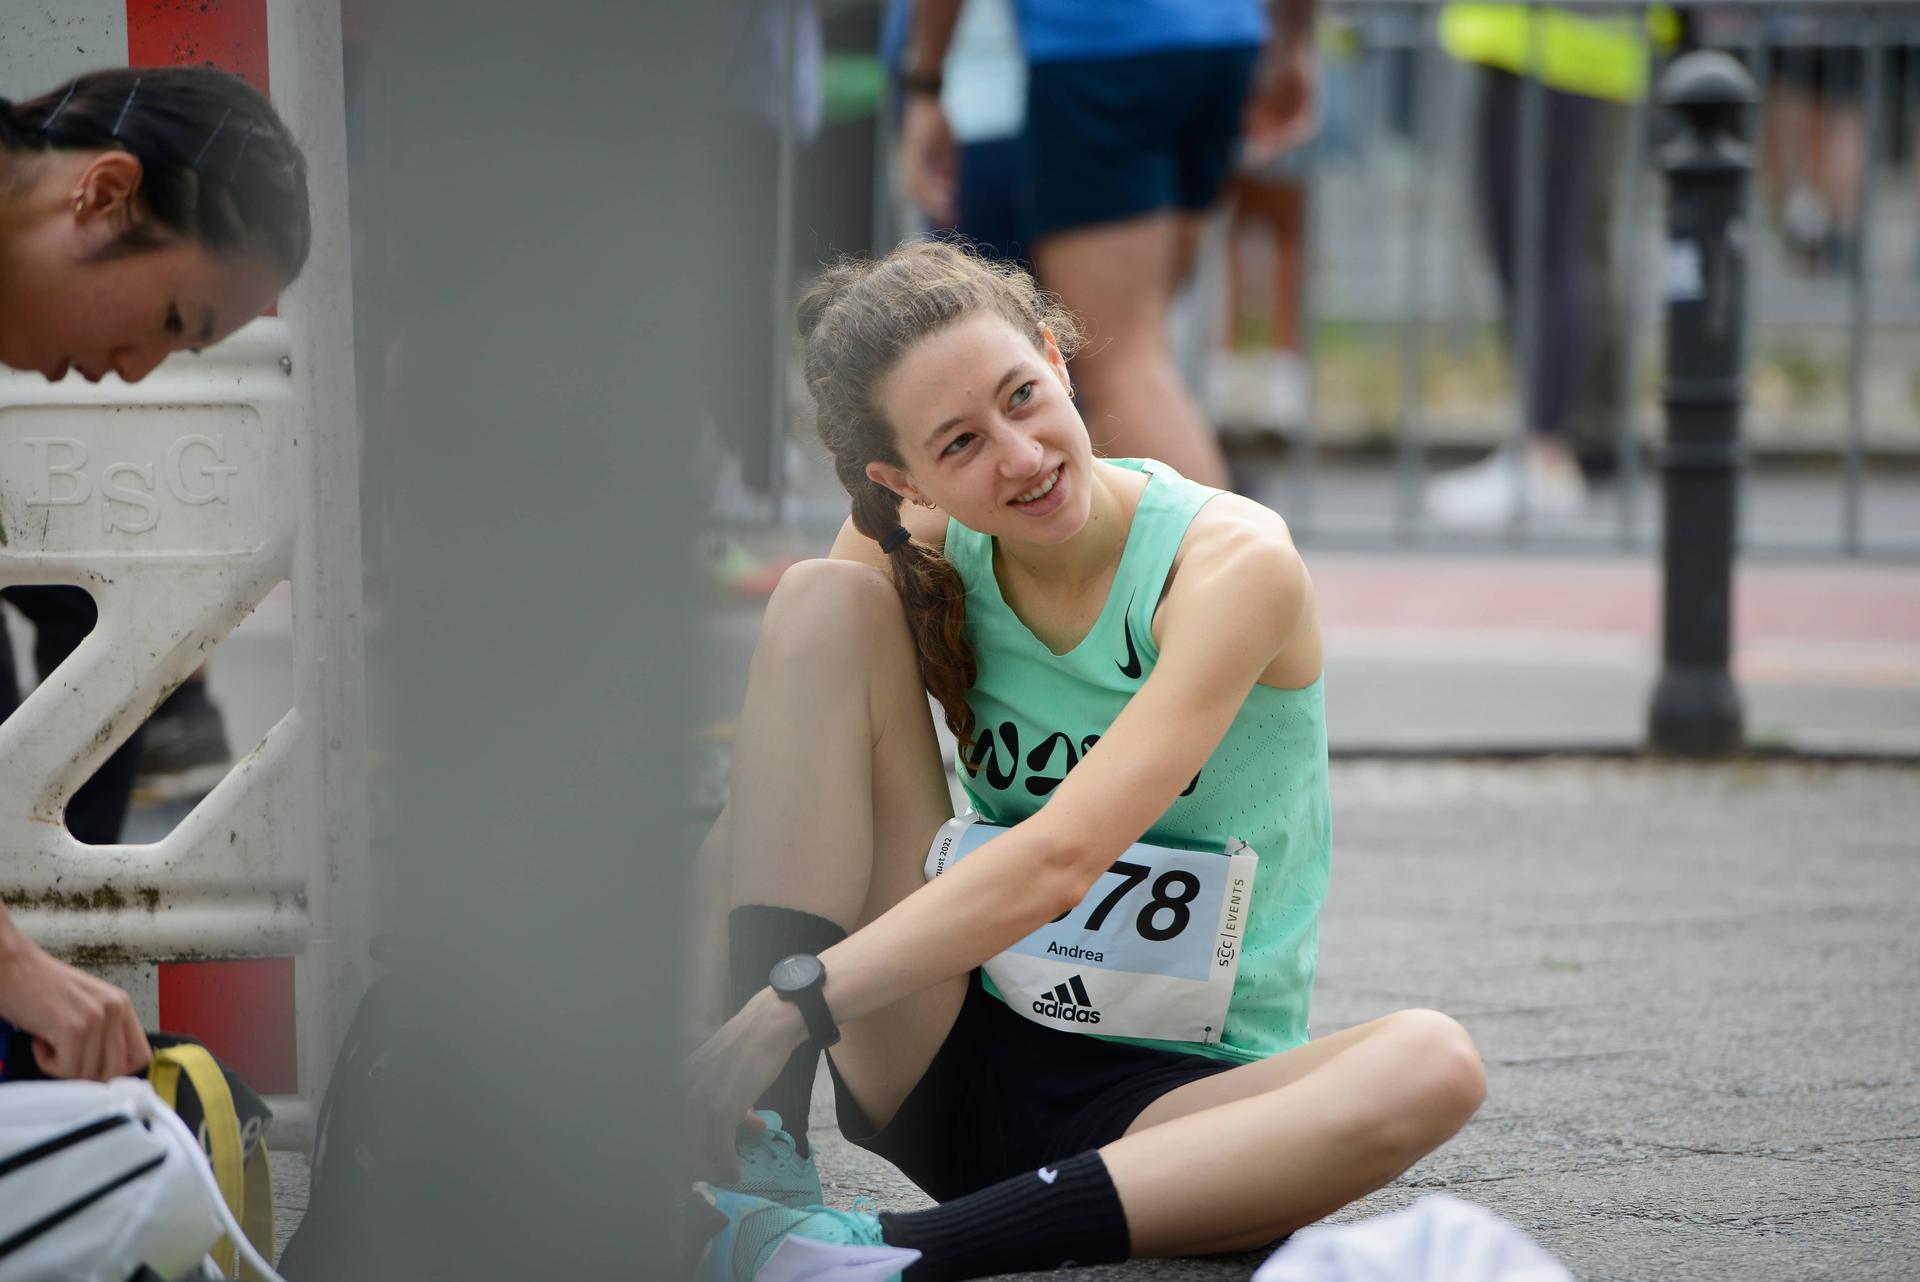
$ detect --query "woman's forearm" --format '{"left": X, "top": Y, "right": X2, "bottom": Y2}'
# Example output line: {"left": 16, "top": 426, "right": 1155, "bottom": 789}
{"left": 741, "top": 821, "right": 1085, "bottom": 1049}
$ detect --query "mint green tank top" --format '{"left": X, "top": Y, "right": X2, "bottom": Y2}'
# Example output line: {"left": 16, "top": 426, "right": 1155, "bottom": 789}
{"left": 946, "top": 459, "right": 1332, "bottom": 1064}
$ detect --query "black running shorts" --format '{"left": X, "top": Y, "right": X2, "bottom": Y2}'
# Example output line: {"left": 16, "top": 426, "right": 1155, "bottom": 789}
{"left": 826, "top": 970, "right": 1242, "bottom": 1203}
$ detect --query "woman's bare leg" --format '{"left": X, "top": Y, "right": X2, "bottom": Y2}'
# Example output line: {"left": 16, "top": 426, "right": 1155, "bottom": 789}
{"left": 725, "top": 559, "right": 966, "bottom": 1127}
{"left": 1109, "top": 1009, "right": 1487, "bottom": 1254}
{"left": 1035, "top": 213, "right": 1231, "bottom": 488}
{"left": 1225, "top": 191, "right": 1252, "bottom": 350}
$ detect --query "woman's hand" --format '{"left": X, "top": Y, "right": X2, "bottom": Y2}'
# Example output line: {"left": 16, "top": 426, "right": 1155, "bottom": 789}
{"left": 682, "top": 989, "right": 806, "bottom": 1183}
{"left": 1241, "top": 40, "right": 1318, "bottom": 166}
{"left": 900, "top": 95, "right": 958, "bottom": 226}
{"left": 0, "top": 931, "right": 151, "bottom": 1081}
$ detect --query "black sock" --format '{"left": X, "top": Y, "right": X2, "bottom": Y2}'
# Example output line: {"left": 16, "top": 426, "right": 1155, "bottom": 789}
{"left": 880, "top": 1151, "right": 1130, "bottom": 1282}
{"left": 727, "top": 905, "right": 847, "bottom": 1158}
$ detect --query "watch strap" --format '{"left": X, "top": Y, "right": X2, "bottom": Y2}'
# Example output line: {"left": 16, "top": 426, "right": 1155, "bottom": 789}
{"left": 898, "top": 68, "right": 944, "bottom": 97}
{"left": 789, "top": 985, "right": 840, "bottom": 1050}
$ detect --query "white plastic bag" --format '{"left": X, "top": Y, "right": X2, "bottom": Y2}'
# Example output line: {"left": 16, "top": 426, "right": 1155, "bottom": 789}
{"left": 1254, "top": 1195, "right": 1574, "bottom": 1282}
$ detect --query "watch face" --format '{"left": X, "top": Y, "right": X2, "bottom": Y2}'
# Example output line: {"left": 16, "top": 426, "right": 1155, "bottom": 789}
{"left": 771, "top": 954, "right": 824, "bottom": 994}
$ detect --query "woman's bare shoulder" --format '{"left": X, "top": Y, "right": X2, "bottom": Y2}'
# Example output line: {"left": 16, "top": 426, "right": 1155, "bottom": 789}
{"left": 1173, "top": 490, "right": 1302, "bottom": 580}
{"left": 1162, "top": 491, "right": 1320, "bottom": 683}
{"left": 1158, "top": 490, "right": 1312, "bottom": 654}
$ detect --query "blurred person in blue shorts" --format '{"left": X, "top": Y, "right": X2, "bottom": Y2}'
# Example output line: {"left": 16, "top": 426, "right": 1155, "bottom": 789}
{"left": 901, "top": 0, "right": 1318, "bottom": 491}
{"left": 884, "top": 0, "right": 1030, "bottom": 270}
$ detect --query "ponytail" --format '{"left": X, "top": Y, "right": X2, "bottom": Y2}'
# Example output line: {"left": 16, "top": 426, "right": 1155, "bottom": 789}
{"left": 849, "top": 480, "right": 978, "bottom": 758}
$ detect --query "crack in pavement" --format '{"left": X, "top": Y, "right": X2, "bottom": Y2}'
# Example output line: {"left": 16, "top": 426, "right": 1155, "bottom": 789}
{"left": 1540, "top": 1199, "right": 1920, "bottom": 1231}
{"left": 1490, "top": 1050, "right": 1659, "bottom": 1067}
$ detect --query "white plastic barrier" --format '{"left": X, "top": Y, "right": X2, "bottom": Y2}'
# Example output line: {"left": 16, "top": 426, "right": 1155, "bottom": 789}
{"left": 0, "top": 0, "right": 366, "bottom": 1147}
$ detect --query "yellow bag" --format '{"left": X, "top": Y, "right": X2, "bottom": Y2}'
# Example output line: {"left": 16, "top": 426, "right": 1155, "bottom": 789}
{"left": 149, "top": 1043, "right": 278, "bottom": 1279}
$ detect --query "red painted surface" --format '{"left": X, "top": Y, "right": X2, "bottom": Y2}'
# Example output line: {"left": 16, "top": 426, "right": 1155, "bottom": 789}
{"left": 126, "top": 0, "right": 270, "bottom": 93}
{"left": 158, "top": 958, "right": 298, "bottom": 1095}
{"left": 122, "top": 6, "right": 295, "bottom": 1097}
{"left": 114, "top": 7, "right": 298, "bottom": 1096}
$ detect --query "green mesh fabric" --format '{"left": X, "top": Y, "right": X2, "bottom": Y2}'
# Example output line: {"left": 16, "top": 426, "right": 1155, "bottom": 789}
{"left": 947, "top": 458, "right": 1333, "bottom": 1063}
{"left": 722, "top": 1200, "right": 891, "bottom": 1280}
{"left": 729, "top": 1113, "right": 821, "bottom": 1209}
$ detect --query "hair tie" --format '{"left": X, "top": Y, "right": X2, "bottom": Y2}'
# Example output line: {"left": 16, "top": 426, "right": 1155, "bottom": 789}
{"left": 880, "top": 526, "right": 912, "bottom": 554}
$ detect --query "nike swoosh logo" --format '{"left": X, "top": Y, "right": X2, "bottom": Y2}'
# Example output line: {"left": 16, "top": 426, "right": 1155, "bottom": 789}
{"left": 1117, "top": 592, "right": 1142, "bottom": 680}
{"left": 1038, "top": 1166, "right": 1059, "bottom": 1185}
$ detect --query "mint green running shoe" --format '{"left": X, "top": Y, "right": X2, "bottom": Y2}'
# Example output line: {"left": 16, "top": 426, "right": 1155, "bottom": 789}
{"left": 728, "top": 1110, "right": 822, "bottom": 1209}
{"left": 695, "top": 1185, "right": 901, "bottom": 1282}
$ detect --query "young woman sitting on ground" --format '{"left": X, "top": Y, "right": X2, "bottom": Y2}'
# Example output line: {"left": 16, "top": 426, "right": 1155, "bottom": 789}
{"left": 0, "top": 65, "right": 309, "bottom": 1083}
{"left": 685, "top": 240, "right": 1484, "bottom": 1281}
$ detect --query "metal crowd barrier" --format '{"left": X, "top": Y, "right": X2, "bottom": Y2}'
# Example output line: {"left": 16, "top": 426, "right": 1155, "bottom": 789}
{"left": 0, "top": 0, "right": 369, "bottom": 1147}
{"left": 756, "top": 0, "right": 1918, "bottom": 563}
{"left": 1289, "top": 0, "right": 1920, "bottom": 559}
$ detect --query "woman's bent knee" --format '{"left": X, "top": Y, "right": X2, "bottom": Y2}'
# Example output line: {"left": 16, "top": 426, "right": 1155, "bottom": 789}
{"left": 1376, "top": 1009, "right": 1487, "bottom": 1153}
{"left": 756, "top": 559, "right": 906, "bottom": 670}
{"left": 1291, "top": 1011, "right": 1485, "bottom": 1172}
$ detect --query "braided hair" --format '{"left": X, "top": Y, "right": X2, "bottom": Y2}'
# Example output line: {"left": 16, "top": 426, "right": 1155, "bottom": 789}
{"left": 0, "top": 67, "right": 309, "bottom": 283}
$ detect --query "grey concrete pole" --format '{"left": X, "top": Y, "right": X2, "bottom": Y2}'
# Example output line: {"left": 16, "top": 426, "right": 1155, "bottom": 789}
{"left": 357, "top": 3, "right": 713, "bottom": 1269}
{"left": 1648, "top": 51, "right": 1757, "bottom": 758}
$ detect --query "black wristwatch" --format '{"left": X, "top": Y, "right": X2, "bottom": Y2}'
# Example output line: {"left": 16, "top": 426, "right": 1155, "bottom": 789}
{"left": 898, "top": 68, "right": 944, "bottom": 97}
{"left": 768, "top": 953, "right": 840, "bottom": 1050}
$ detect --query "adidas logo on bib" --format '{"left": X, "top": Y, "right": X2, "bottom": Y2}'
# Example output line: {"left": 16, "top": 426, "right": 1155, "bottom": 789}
{"left": 1031, "top": 974, "right": 1101, "bottom": 1025}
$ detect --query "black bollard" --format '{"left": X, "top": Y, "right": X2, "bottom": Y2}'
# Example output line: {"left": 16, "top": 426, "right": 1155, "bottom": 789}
{"left": 1649, "top": 52, "right": 1757, "bottom": 758}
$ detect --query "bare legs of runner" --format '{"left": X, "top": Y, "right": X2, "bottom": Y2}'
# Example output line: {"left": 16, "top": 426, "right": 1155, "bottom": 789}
{"left": 1034, "top": 212, "right": 1233, "bottom": 490}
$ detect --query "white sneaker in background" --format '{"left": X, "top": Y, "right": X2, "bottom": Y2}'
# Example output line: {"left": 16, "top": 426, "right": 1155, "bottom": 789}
{"left": 1212, "top": 349, "right": 1309, "bottom": 437}
{"left": 1255, "top": 350, "right": 1309, "bottom": 432}
{"left": 1208, "top": 348, "right": 1258, "bottom": 427}
{"left": 1781, "top": 181, "right": 1832, "bottom": 259}
{"left": 1424, "top": 439, "right": 1587, "bottom": 528}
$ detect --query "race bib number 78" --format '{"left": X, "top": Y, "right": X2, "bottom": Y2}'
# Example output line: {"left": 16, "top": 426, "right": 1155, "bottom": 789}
{"left": 926, "top": 814, "right": 1258, "bottom": 1044}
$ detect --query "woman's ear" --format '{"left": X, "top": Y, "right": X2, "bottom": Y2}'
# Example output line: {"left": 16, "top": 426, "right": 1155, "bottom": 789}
{"left": 72, "top": 150, "right": 146, "bottom": 239}
{"left": 864, "top": 459, "right": 922, "bottom": 505}
{"left": 1037, "top": 323, "right": 1072, "bottom": 398}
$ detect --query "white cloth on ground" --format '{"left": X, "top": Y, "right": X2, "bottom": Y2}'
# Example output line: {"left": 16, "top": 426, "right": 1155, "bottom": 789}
{"left": 1253, "top": 1194, "right": 1574, "bottom": 1282}
{"left": 757, "top": 1235, "right": 921, "bottom": 1282}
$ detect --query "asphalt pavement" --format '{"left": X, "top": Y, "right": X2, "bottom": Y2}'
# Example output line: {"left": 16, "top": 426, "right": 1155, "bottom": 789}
{"left": 806, "top": 757, "right": 1920, "bottom": 1281}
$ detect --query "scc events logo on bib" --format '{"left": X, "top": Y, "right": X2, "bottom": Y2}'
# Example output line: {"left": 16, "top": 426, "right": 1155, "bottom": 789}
{"left": 926, "top": 814, "right": 1258, "bottom": 1044}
